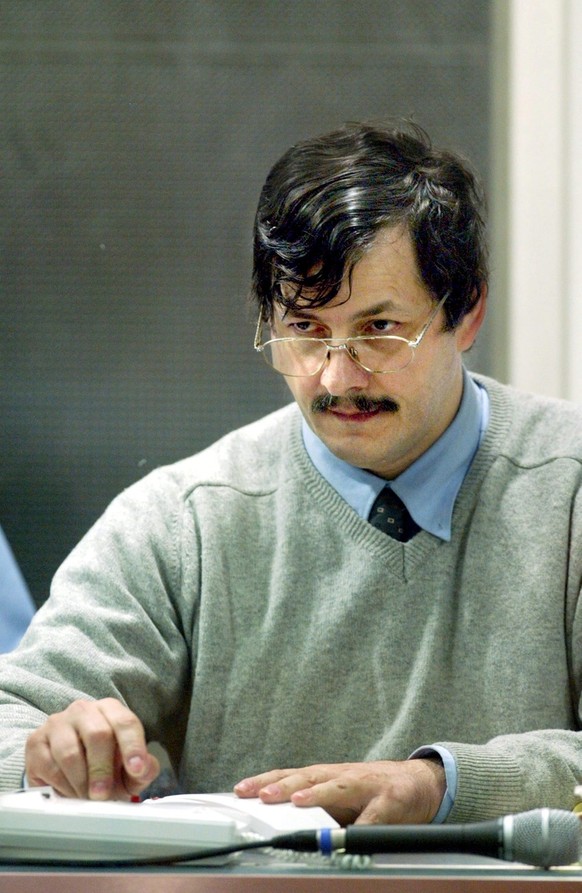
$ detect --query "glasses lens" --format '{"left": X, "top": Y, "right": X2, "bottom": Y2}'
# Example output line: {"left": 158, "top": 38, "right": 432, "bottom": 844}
{"left": 266, "top": 338, "right": 327, "bottom": 376}
{"left": 350, "top": 337, "right": 413, "bottom": 373}
{"left": 262, "top": 336, "right": 414, "bottom": 376}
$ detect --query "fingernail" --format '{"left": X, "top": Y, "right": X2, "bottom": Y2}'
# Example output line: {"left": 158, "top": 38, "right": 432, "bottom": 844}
{"left": 234, "top": 779, "right": 252, "bottom": 794}
{"left": 261, "top": 784, "right": 281, "bottom": 798}
{"left": 90, "top": 780, "right": 109, "bottom": 799}
{"left": 127, "top": 756, "right": 145, "bottom": 776}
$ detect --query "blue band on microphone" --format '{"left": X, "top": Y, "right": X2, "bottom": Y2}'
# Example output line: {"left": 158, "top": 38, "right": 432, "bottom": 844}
{"left": 318, "top": 828, "right": 334, "bottom": 856}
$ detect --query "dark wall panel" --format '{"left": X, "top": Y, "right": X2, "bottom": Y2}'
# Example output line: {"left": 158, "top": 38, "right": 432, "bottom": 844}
{"left": 0, "top": 1, "right": 491, "bottom": 604}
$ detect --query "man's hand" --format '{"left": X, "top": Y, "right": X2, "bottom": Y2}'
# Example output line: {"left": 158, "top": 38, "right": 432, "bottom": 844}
{"left": 234, "top": 759, "right": 446, "bottom": 826}
{"left": 25, "top": 698, "right": 160, "bottom": 801}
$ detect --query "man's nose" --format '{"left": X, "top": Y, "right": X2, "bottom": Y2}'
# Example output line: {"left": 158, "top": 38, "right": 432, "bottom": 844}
{"left": 318, "top": 346, "right": 371, "bottom": 396}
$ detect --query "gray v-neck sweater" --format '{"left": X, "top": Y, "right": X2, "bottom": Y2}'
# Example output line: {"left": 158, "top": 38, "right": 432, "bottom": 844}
{"left": 0, "top": 374, "right": 581, "bottom": 822}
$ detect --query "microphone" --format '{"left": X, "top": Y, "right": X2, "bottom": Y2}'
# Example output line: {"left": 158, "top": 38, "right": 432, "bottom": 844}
{"left": 269, "top": 809, "right": 581, "bottom": 868}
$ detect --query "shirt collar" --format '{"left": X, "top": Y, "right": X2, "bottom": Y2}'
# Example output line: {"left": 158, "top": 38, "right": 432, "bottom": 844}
{"left": 302, "top": 368, "right": 489, "bottom": 541}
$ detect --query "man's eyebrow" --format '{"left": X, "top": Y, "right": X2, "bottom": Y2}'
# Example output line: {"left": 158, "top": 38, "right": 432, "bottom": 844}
{"left": 283, "top": 300, "right": 404, "bottom": 321}
{"left": 350, "top": 300, "right": 404, "bottom": 321}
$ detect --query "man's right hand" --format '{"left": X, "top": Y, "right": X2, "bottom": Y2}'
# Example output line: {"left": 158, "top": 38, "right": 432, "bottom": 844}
{"left": 25, "top": 698, "right": 160, "bottom": 800}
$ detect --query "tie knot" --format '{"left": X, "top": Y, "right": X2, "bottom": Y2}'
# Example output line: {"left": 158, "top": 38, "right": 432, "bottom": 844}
{"left": 368, "top": 488, "right": 420, "bottom": 542}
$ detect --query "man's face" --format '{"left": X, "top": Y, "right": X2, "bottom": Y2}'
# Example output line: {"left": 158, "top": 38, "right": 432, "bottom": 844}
{"left": 276, "top": 227, "right": 484, "bottom": 479}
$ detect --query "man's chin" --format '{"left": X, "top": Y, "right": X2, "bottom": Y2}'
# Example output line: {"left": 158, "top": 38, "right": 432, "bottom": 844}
{"left": 315, "top": 431, "right": 386, "bottom": 471}
{"left": 311, "top": 409, "right": 395, "bottom": 457}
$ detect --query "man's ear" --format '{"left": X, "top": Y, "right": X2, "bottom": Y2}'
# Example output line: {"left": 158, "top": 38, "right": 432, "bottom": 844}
{"left": 455, "top": 286, "right": 487, "bottom": 352}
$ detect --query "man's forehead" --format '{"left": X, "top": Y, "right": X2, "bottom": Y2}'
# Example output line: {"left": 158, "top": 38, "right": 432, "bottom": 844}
{"left": 276, "top": 226, "right": 416, "bottom": 293}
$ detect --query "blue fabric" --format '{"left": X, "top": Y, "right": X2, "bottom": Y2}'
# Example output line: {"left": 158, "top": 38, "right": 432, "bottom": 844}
{"left": 408, "top": 745, "right": 458, "bottom": 824}
{"left": 0, "top": 525, "right": 35, "bottom": 653}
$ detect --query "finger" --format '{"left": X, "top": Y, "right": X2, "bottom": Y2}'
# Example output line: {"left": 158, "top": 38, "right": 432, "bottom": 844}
{"left": 235, "top": 763, "right": 357, "bottom": 802}
{"left": 90, "top": 699, "right": 159, "bottom": 798}
{"left": 25, "top": 725, "right": 87, "bottom": 798}
{"left": 25, "top": 699, "right": 160, "bottom": 801}
{"left": 48, "top": 700, "right": 118, "bottom": 800}
{"left": 290, "top": 779, "right": 363, "bottom": 825}
{"left": 256, "top": 765, "right": 352, "bottom": 803}
{"left": 119, "top": 750, "right": 160, "bottom": 798}
{"left": 288, "top": 766, "right": 401, "bottom": 824}
{"left": 234, "top": 768, "right": 300, "bottom": 798}
{"left": 27, "top": 700, "right": 118, "bottom": 799}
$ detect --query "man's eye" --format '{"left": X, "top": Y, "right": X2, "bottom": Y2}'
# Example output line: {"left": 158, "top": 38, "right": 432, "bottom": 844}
{"left": 290, "top": 320, "right": 319, "bottom": 335}
{"left": 368, "top": 319, "right": 396, "bottom": 334}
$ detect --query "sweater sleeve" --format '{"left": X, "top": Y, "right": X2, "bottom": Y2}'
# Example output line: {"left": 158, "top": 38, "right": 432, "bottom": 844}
{"left": 439, "top": 728, "right": 582, "bottom": 822}
{"left": 0, "top": 467, "right": 193, "bottom": 792}
{"left": 442, "top": 564, "right": 582, "bottom": 823}
{"left": 440, "top": 472, "right": 582, "bottom": 823}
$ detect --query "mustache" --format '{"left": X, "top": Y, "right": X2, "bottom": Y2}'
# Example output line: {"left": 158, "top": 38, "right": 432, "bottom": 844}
{"left": 311, "top": 394, "right": 400, "bottom": 414}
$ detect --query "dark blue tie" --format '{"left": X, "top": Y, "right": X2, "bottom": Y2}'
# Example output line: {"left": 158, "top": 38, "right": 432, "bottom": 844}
{"left": 369, "top": 488, "right": 420, "bottom": 542}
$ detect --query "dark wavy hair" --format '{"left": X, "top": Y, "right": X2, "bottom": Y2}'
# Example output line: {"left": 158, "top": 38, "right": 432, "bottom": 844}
{"left": 251, "top": 120, "right": 488, "bottom": 329}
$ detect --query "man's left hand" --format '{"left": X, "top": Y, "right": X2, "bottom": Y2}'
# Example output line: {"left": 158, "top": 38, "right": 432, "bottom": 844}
{"left": 234, "top": 759, "right": 445, "bottom": 826}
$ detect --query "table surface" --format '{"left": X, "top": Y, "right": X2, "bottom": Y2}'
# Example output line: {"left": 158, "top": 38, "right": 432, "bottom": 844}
{"left": 2, "top": 851, "right": 582, "bottom": 892}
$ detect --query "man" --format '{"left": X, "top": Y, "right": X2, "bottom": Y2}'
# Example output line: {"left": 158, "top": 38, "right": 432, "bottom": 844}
{"left": 0, "top": 121, "right": 580, "bottom": 827}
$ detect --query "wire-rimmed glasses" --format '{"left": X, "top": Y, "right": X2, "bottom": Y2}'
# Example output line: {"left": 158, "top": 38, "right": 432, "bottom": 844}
{"left": 254, "top": 292, "right": 449, "bottom": 377}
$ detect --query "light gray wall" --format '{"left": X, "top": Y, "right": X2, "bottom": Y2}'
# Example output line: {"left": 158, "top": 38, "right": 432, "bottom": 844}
{"left": 0, "top": 1, "right": 491, "bottom": 604}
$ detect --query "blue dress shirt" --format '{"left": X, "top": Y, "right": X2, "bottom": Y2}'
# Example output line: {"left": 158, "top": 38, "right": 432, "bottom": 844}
{"left": 302, "top": 369, "right": 489, "bottom": 820}
{"left": 0, "top": 525, "right": 35, "bottom": 652}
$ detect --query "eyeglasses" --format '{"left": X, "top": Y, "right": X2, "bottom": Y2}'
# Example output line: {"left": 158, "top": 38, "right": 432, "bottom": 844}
{"left": 254, "top": 292, "right": 449, "bottom": 377}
